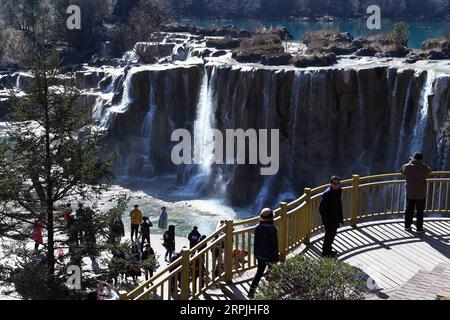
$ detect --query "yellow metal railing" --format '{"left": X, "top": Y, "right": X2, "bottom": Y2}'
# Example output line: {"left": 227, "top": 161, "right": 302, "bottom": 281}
{"left": 121, "top": 171, "right": 450, "bottom": 300}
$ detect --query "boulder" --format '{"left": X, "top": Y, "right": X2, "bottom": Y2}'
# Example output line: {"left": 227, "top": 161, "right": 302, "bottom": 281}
{"left": 211, "top": 50, "right": 228, "bottom": 57}
{"left": 375, "top": 46, "right": 411, "bottom": 58}
{"left": 291, "top": 53, "right": 337, "bottom": 68}
{"left": 133, "top": 42, "right": 176, "bottom": 64}
{"left": 354, "top": 47, "right": 378, "bottom": 57}
{"left": 206, "top": 37, "right": 241, "bottom": 49}
{"left": 232, "top": 52, "right": 262, "bottom": 63}
{"left": 261, "top": 53, "right": 293, "bottom": 66}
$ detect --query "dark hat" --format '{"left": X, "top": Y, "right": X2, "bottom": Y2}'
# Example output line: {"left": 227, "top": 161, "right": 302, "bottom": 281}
{"left": 193, "top": 226, "right": 198, "bottom": 230}
{"left": 412, "top": 152, "right": 423, "bottom": 160}
{"left": 260, "top": 208, "right": 274, "bottom": 222}
{"left": 134, "top": 204, "right": 139, "bottom": 208}
{"left": 143, "top": 216, "right": 148, "bottom": 221}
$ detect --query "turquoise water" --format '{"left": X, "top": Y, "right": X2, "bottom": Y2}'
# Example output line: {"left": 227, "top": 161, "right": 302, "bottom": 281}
{"left": 177, "top": 19, "right": 449, "bottom": 49}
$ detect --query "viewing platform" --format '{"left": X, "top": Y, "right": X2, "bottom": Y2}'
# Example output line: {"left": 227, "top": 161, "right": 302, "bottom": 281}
{"left": 121, "top": 172, "right": 450, "bottom": 300}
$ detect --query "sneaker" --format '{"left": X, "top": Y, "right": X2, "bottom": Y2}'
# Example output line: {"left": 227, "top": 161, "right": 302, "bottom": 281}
{"left": 416, "top": 229, "right": 425, "bottom": 234}
{"left": 405, "top": 226, "right": 412, "bottom": 231}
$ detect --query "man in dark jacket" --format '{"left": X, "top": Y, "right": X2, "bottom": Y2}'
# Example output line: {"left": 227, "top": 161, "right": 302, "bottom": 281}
{"left": 140, "top": 216, "right": 153, "bottom": 247}
{"left": 319, "top": 176, "right": 344, "bottom": 258}
{"left": 248, "top": 208, "right": 279, "bottom": 298}
{"left": 401, "top": 152, "right": 432, "bottom": 233}
{"left": 188, "top": 226, "right": 201, "bottom": 248}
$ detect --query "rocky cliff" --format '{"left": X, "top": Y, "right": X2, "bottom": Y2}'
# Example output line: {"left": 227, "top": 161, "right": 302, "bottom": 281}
{"left": 1, "top": 33, "right": 449, "bottom": 211}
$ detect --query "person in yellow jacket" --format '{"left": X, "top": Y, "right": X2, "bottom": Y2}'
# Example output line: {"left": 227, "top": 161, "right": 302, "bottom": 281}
{"left": 130, "top": 204, "right": 143, "bottom": 242}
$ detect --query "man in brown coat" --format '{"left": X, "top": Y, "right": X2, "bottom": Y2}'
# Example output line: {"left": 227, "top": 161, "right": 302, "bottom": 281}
{"left": 400, "top": 152, "right": 432, "bottom": 233}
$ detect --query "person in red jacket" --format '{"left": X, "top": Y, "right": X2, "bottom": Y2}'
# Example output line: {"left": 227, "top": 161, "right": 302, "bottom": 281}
{"left": 32, "top": 219, "right": 44, "bottom": 252}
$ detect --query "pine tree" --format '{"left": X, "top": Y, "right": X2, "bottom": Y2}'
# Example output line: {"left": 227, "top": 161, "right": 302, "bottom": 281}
{"left": 0, "top": 24, "right": 115, "bottom": 296}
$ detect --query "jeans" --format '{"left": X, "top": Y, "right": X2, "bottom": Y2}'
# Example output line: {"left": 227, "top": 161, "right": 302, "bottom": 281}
{"left": 405, "top": 198, "right": 425, "bottom": 230}
{"left": 130, "top": 224, "right": 139, "bottom": 241}
{"left": 322, "top": 224, "right": 338, "bottom": 257}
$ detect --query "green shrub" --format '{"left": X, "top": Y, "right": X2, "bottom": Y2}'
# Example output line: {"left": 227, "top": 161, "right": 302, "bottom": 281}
{"left": 388, "top": 22, "right": 409, "bottom": 47}
{"left": 255, "top": 254, "right": 365, "bottom": 300}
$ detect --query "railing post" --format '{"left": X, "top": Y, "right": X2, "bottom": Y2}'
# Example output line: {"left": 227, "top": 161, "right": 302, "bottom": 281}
{"left": 304, "top": 188, "right": 312, "bottom": 244}
{"left": 180, "top": 248, "right": 190, "bottom": 300}
{"left": 119, "top": 290, "right": 129, "bottom": 300}
{"left": 351, "top": 174, "right": 360, "bottom": 228}
{"left": 224, "top": 219, "right": 234, "bottom": 283}
{"left": 279, "top": 202, "right": 288, "bottom": 262}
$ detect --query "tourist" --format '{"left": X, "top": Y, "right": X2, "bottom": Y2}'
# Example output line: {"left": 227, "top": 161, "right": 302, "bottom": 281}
{"left": 130, "top": 204, "right": 143, "bottom": 242}
{"left": 76, "top": 203, "right": 85, "bottom": 243}
{"left": 197, "top": 235, "right": 207, "bottom": 251}
{"left": 96, "top": 281, "right": 119, "bottom": 300}
{"left": 168, "top": 252, "right": 182, "bottom": 297}
{"left": 319, "top": 176, "right": 344, "bottom": 258}
{"left": 248, "top": 208, "right": 279, "bottom": 299}
{"left": 63, "top": 203, "right": 72, "bottom": 228}
{"left": 216, "top": 220, "right": 225, "bottom": 230}
{"left": 401, "top": 152, "right": 432, "bottom": 233}
{"left": 140, "top": 216, "right": 153, "bottom": 249}
{"left": 158, "top": 206, "right": 168, "bottom": 230}
{"left": 141, "top": 243, "right": 156, "bottom": 281}
{"left": 188, "top": 226, "right": 201, "bottom": 248}
{"left": 163, "top": 225, "right": 176, "bottom": 261}
{"left": 32, "top": 219, "right": 44, "bottom": 252}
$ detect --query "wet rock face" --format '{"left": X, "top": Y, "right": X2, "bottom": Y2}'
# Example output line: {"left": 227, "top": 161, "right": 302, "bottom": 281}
{"left": 79, "top": 58, "right": 449, "bottom": 208}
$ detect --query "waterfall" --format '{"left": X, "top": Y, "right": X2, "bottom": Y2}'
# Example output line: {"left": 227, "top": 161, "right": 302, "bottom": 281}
{"left": 140, "top": 72, "right": 158, "bottom": 177}
{"left": 410, "top": 71, "right": 436, "bottom": 156}
{"left": 15, "top": 74, "right": 22, "bottom": 92}
{"left": 356, "top": 70, "right": 370, "bottom": 175}
{"left": 193, "top": 67, "right": 217, "bottom": 176}
{"left": 395, "top": 78, "right": 414, "bottom": 168}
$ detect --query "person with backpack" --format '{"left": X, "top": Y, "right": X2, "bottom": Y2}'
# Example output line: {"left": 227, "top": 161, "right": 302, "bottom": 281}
{"left": 163, "top": 225, "right": 176, "bottom": 262}
{"left": 130, "top": 204, "right": 143, "bottom": 242}
{"left": 140, "top": 216, "right": 153, "bottom": 248}
{"left": 187, "top": 226, "right": 201, "bottom": 248}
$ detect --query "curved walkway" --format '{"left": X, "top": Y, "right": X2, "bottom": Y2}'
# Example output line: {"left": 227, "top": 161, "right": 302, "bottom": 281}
{"left": 205, "top": 217, "right": 450, "bottom": 300}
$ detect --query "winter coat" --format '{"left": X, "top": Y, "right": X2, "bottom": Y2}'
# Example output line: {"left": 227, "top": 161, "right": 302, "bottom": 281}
{"left": 253, "top": 221, "right": 279, "bottom": 262}
{"left": 32, "top": 221, "right": 44, "bottom": 244}
{"left": 163, "top": 231, "right": 175, "bottom": 251}
{"left": 188, "top": 230, "right": 201, "bottom": 248}
{"left": 130, "top": 208, "right": 143, "bottom": 225}
{"left": 319, "top": 187, "right": 344, "bottom": 227}
{"left": 158, "top": 210, "right": 168, "bottom": 229}
{"left": 140, "top": 221, "right": 153, "bottom": 236}
{"left": 401, "top": 159, "right": 432, "bottom": 199}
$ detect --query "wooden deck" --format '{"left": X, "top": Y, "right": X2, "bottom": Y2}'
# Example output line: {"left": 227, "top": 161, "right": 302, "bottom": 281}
{"left": 202, "top": 217, "right": 450, "bottom": 300}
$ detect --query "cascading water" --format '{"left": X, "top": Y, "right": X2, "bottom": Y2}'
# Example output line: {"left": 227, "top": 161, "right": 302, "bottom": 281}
{"left": 193, "top": 67, "right": 217, "bottom": 178}
{"left": 140, "top": 72, "right": 158, "bottom": 177}
{"left": 356, "top": 69, "right": 370, "bottom": 175}
{"left": 410, "top": 71, "right": 436, "bottom": 155}
{"left": 15, "top": 74, "right": 22, "bottom": 92}
{"left": 395, "top": 77, "right": 414, "bottom": 168}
